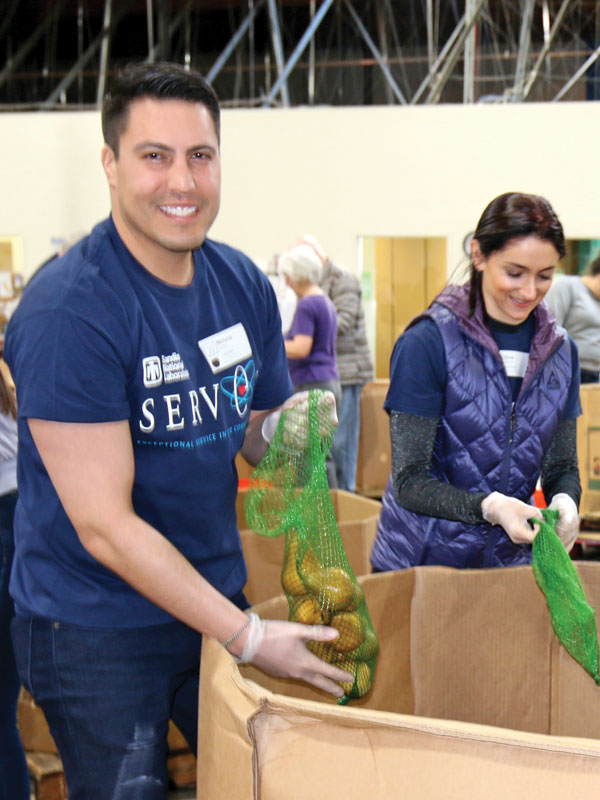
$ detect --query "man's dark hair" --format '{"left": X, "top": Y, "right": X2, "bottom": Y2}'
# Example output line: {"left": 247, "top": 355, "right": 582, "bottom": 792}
{"left": 101, "top": 62, "right": 220, "bottom": 157}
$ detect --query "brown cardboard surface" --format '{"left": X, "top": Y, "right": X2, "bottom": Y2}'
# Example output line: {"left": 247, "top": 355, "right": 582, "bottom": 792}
{"left": 238, "top": 488, "right": 381, "bottom": 606}
{"left": 197, "top": 565, "right": 600, "bottom": 800}
{"left": 355, "top": 380, "right": 390, "bottom": 497}
{"left": 577, "top": 384, "right": 600, "bottom": 517}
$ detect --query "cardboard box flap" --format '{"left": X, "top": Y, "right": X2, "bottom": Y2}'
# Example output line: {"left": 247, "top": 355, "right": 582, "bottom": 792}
{"left": 410, "top": 566, "right": 554, "bottom": 733}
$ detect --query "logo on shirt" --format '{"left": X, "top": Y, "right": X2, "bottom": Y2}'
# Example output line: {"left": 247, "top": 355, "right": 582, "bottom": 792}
{"left": 220, "top": 359, "right": 256, "bottom": 415}
{"left": 547, "top": 370, "right": 560, "bottom": 389}
{"left": 143, "top": 356, "right": 162, "bottom": 388}
{"left": 142, "top": 352, "right": 190, "bottom": 387}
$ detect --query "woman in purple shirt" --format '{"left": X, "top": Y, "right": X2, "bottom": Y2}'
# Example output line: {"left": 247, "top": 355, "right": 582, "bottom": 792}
{"left": 280, "top": 244, "right": 341, "bottom": 487}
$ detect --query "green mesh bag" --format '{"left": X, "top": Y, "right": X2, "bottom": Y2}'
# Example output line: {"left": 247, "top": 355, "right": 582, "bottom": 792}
{"left": 245, "top": 389, "right": 379, "bottom": 704}
{"left": 531, "top": 508, "right": 600, "bottom": 685}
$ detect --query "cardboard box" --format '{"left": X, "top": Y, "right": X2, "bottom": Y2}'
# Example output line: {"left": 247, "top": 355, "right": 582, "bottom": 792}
{"left": 197, "top": 564, "right": 600, "bottom": 800}
{"left": 577, "top": 384, "right": 600, "bottom": 518}
{"left": 355, "top": 380, "right": 390, "bottom": 497}
{"left": 237, "top": 488, "right": 381, "bottom": 606}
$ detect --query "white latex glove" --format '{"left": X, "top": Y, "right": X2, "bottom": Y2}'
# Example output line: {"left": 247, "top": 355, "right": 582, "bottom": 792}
{"left": 481, "top": 491, "right": 543, "bottom": 544}
{"left": 261, "top": 390, "right": 338, "bottom": 447}
{"left": 548, "top": 493, "right": 579, "bottom": 553}
{"left": 232, "top": 613, "right": 353, "bottom": 698}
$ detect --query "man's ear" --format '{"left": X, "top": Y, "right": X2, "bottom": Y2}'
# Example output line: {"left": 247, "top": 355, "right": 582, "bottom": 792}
{"left": 470, "top": 238, "right": 484, "bottom": 271}
{"left": 101, "top": 144, "right": 117, "bottom": 188}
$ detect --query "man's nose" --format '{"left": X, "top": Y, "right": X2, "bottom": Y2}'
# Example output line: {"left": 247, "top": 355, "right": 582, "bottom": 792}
{"left": 167, "top": 158, "right": 195, "bottom": 192}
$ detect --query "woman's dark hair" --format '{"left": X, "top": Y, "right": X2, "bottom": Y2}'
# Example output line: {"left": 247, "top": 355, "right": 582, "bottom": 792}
{"left": 102, "top": 62, "right": 220, "bottom": 157}
{"left": 468, "top": 192, "right": 566, "bottom": 316}
{"left": 587, "top": 252, "right": 600, "bottom": 277}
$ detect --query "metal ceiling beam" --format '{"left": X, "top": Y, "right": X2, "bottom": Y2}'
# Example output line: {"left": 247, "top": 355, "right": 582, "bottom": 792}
{"left": 0, "top": 0, "right": 70, "bottom": 89}
{"left": 522, "top": 0, "right": 571, "bottom": 100}
{"left": 553, "top": 39, "right": 600, "bottom": 101}
{"left": 508, "top": 0, "right": 535, "bottom": 101}
{"left": 411, "top": 12, "right": 466, "bottom": 104}
{"left": 262, "top": 0, "right": 335, "bottom": 107}
{"left": 42, "top": 0, "right": 134, "bottom": 107}
{"left": 96, "top": 0, "right": 112, "bottom": 105}
{"left": 0, "top": 0, "right": 22, "bottom": 45}
{"left": 266, "top": 0, "right": 290, "bottom": 106}
{"left": 207, "top": 0, "right": 265, "bottom": 84}
{"left": 463, "top": 0, "right": 478, "bottom": 103}
{"left": 343, "top": 0, "right": 407, "bottom": 105}
{"left": 146, "top": 0, "right": 193, "bottom": 62}
{"left": 424, "top": 0, "right": 486, "bottom": 104}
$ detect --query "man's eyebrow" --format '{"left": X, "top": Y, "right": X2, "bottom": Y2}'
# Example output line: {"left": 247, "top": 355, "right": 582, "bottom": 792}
{"left": 133, "top": 142, "right": 217, "bottom": 155}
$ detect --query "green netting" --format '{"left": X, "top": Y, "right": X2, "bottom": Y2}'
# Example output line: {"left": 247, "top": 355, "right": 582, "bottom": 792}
{"left": 245, "top": 389, "right": 379, "bottom": 704}
{"left": 531, "top": 508, "right": 600, "bottom": 685}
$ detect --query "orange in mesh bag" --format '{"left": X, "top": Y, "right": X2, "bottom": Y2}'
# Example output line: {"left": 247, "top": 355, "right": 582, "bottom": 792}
{"left": 245, "top": 389, "right": 378, "bottom": 703}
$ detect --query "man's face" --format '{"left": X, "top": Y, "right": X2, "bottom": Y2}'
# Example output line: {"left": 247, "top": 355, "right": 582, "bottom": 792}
{"left": 102, "top": 97, "right": 221, "bottom": 272}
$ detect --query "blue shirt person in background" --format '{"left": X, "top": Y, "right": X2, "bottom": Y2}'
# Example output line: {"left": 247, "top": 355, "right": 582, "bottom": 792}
{"left": 5, "top": 62, "right": 351, "bottom": 800}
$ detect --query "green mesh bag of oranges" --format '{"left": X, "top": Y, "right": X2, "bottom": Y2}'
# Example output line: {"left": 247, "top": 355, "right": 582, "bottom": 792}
{"left": 245, "top": 389, "right": 378, "bottom": 703}
{"left": 531, "top": 507, "right": 600, "bottom": 686}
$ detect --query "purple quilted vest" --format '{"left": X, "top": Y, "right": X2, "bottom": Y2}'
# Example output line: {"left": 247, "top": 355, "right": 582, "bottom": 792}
{"left": 371, "top": 284, "right": 572, "bottom": 570}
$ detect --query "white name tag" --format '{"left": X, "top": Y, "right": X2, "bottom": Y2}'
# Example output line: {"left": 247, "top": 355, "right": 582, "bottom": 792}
{"left": 500, "top": 349, "right": 529, "bottom": 379}
{"left": 198, "top": 323, "right": 252, "bottom": 374}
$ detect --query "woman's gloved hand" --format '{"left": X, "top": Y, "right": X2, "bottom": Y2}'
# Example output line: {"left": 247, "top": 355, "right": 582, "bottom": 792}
{"left": 261, "top": 390, "right": 338, "bottom": 447}
{"left": 229, "top": 613, "right": 352, "bottom": 698}
{"left": 481, "top": 491, "right": 543, "bottom": 544}
{"left": 548, "top": 493, "right": 579, "bottom": 552}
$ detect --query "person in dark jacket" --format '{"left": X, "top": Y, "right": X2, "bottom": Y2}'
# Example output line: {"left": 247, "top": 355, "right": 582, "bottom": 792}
{"left": 371, "top": 192, "right": 581, "bottom": 572}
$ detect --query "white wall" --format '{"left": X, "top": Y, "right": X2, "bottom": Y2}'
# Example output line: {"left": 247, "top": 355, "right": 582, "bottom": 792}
{"left": 1, "top": 102, "right": 597, "bottom": 278}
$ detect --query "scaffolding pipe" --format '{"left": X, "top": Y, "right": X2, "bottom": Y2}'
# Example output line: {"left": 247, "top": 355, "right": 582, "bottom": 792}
{"left": 263, "top": 0, "right": 336, "bottom": 106}
{"left": 308, "top": 0, "right": 316, "bottom": 104}
{"left": 553, "top": 41, "right": 600, "bottom": 102}
{"left": 411, "top": 13, "right": 466, "bottom": 104}
{"left": 207, "top": 0, "right": 265, "bottom": 84}
{"left": 425, "top": 0, "right": 486, "bottom": 104}
{"left": 344, "top": 0, "right": 407, "bottom": 104}
{"left": 266, "top": 0, "right": 290, "bottom": 106}
{"left": 522, "top": 0, "right": 571, "bottom": 100}
{"left": 96, "top": 0, "right": 112, "bottom": 105}
{"left": 42, "top": 0, "right": 133, "bottom": 107}
{"left": 146, "top": 0, "right": 155, "bottom": 62}
{"left": 509, "top": 0, "right": 535, "bottom": 101}
{"left": 0, "top": 0, "right": 70, "bottom": 89}
{"left": 146, "top": 0, "right": 194, "bottom": 62}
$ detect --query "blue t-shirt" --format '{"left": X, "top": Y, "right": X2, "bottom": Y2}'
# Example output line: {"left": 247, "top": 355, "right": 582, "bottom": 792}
{"left": 385, "top": 316, "right": 581, "bottom": 419}
{"left": 285, "top": 293, "right": 338, "bottom": 386}
{"left": 5, "top": 217, "right": 293, "bottom": 626}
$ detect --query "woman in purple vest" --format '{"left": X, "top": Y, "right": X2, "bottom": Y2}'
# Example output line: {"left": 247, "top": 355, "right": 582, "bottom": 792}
{"left": 371, "top": 192, "right": 581, "bottom": 571}
{"left": 280, "top": 244, "right": 341, "bottom": 487}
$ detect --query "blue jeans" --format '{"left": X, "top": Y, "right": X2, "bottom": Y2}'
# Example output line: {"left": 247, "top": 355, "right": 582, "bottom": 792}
{"left": 330, "top": 384, "right": 362, "bottom": 492}
{"left": 0, "top": 490, "right": 30, "bottom": 800}
{"left": 11, "top": 590, "right": 249, "bottom": 800}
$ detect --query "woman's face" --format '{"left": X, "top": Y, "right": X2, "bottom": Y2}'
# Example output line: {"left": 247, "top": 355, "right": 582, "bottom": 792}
{"left": 472, "top": 235, "right": 559, "bottom": 325}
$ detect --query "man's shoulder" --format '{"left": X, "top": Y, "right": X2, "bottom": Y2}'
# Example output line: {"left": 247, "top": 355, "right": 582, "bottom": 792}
{"left": 325, "top": 260, "right": 360, "bottom": 294}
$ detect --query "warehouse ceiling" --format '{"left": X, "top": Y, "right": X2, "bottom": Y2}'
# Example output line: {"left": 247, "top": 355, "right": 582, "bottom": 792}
{"left": 1, "top": 0, "right": 600, "bottom": 109}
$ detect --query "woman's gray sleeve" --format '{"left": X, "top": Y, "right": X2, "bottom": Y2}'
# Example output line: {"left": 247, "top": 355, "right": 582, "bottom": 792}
{"left": 540, "top": 418, "right": 581, "bottom": 508}
{"left": 390, "top": 410, "right": 487, "bottom": 523}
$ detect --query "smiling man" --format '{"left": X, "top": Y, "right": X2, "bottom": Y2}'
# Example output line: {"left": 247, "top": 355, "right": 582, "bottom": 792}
{"left": 4, "top": 62, "right": 350, "bottom": 800}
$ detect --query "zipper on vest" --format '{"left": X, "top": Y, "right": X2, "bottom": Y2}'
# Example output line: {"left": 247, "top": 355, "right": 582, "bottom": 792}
{"left": 499, "top": 402, "right": 516, "bottom": 493}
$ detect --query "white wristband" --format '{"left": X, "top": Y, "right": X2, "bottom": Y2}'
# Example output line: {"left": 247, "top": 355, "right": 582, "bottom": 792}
{"left": 235, "top": 612, "right": 265, "bottom": 664}
{"left": 261, "top": 410, "right": 281, "bottom": 444}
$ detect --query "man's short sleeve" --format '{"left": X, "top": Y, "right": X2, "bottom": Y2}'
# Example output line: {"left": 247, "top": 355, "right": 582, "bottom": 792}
{"left": 6, "top": 306, "right": 131, "bottom": 423}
